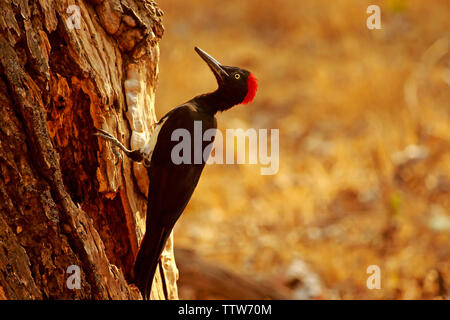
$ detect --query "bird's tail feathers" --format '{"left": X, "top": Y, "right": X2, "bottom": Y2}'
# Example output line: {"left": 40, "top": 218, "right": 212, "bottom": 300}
{"left": 133, "top": 225, "right": 172, "bottom": 299}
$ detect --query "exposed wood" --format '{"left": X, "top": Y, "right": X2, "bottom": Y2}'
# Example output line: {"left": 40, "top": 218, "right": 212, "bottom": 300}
{"left": 0, "top": 0, "right": 177, "bottom": 299}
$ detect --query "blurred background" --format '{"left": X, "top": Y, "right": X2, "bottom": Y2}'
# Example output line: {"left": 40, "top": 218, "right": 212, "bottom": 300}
{"left": 155, "top": 0, "right": 449, "bottom": 299}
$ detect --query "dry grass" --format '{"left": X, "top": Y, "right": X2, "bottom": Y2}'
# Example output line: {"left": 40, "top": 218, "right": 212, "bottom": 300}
{"left": 155, "top": 0, "right": 450, "bottom": 299}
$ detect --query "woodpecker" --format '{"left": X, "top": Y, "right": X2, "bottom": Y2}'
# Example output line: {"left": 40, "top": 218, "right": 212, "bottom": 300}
{"left": 95, "top": 47, "right": 258, "bottom": 299}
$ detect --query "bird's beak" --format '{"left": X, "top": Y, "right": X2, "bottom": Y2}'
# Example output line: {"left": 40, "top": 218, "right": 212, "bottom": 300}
{"left": 195, "top": 47, "right": 229, "bottom": 83}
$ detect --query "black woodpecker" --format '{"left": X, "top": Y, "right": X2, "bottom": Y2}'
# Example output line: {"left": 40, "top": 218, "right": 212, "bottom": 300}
{"left": 94, "top": 47, "right": 258, "bottom": 299}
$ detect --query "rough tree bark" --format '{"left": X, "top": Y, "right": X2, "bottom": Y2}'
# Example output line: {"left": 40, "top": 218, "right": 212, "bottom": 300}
{"left": 0, "top": 0, "right": 178, "bottom": 299}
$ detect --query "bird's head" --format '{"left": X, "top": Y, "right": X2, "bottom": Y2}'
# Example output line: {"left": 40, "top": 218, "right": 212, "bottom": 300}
{"left": 195, "top": 47, "right": 258, "bottom": 110}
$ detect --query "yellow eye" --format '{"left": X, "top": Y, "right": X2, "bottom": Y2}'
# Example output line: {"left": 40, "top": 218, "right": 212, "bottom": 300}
{"left": 234, "top": 73, "right": 241, "bottom": 79}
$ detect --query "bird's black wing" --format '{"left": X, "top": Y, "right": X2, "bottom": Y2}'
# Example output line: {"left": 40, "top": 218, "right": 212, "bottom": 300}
{"left": 133, "top": 104, "right": 216, "bottom": 299}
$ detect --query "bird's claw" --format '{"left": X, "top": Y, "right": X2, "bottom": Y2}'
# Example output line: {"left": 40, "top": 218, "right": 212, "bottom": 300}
{"left": 93, "top": 129, "right": 130, "bottom": 165}
{"left": 112, "top": 147, "right": 122, "bottom": 165}
{"left": 93, "top": 129, "right": 121, "bottom": 147}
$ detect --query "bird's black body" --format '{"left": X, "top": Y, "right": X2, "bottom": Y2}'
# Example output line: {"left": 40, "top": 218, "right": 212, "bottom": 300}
{"left": 133, "top": 104, "right": 217, "bottom": 299}
{"left": 95, "top": 47, "right": 257, "bottom": 299}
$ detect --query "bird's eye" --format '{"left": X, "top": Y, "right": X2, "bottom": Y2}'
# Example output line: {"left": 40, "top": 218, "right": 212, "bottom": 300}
{"left": 234, "top": 73, "right": 241, "bottom": 79}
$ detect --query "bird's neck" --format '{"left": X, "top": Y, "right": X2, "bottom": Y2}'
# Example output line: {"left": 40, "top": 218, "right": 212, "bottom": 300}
{"left": 192, "top": 89, "right": 237, "bottom": 115}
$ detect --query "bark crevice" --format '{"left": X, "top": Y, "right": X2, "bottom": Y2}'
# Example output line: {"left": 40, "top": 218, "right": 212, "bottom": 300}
{"left": 0, "top": 0, "right": 176, "bottom": 300}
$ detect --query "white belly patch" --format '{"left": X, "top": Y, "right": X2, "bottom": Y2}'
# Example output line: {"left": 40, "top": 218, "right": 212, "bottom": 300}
{"left": 141, "top": 117, "right": 168, "bottom": 166}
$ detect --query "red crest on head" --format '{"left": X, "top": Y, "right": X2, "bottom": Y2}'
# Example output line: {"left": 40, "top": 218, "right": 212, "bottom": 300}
{"left": 241, "top": 73, "right": 258, "bottom": 105}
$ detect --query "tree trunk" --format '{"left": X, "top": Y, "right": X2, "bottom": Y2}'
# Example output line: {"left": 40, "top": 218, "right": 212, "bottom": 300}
{"left": 0, "top": 0, "right": 178, "bottom": 299}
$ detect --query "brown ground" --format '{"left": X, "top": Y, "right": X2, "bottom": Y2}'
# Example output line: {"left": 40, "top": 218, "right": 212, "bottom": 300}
{"left": 155, "top": 0, "right": 450, "bottom": 299}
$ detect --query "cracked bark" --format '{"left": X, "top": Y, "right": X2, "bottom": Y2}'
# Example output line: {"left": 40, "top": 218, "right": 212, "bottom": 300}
{"left": 0, "top": 0, "right": 178, "bottom": 299}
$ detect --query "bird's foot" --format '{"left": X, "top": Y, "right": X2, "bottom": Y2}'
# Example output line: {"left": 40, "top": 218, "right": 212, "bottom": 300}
{"left": 94, "top": 128, "right": 146, "bottom": 164}
{"left": 93, "top": 129, "right": 132, "bottom": 165}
